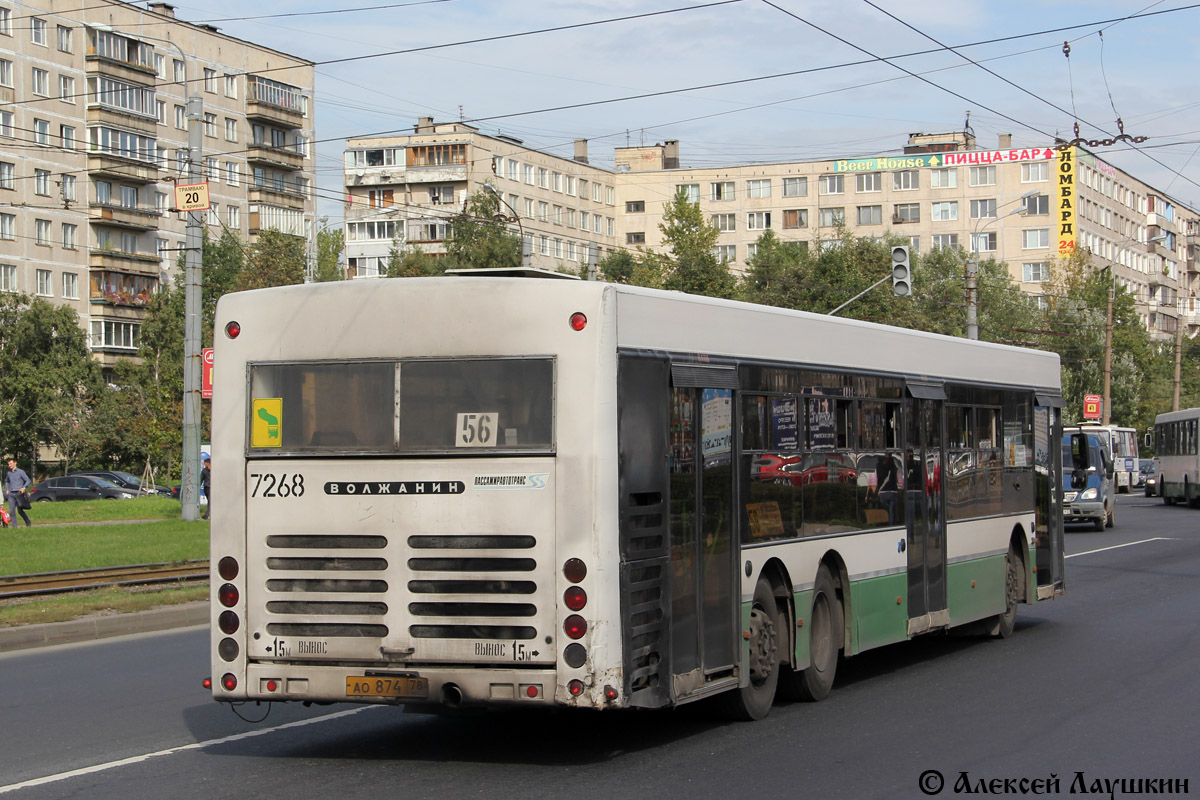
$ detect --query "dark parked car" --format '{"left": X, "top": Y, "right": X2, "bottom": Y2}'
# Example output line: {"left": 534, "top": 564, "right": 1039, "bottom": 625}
{"left": 68, "top": 470, "right": 173, "bottom": 497}
{"left": 28, "top": 475, "right": 134, "bottom": 502}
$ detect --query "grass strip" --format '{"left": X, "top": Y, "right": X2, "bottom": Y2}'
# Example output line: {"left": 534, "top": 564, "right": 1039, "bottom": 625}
{"left": 16, "top": 495, "right": 183, "bottom": 524}
{"left": 0, "top": 584, "right": 209, "bottom": 627}
{"left": 0, "top": 519, "right": 209, "bottom": 576}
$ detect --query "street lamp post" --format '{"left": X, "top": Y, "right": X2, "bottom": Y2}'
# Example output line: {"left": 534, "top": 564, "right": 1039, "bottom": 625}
{"left": 89, "top": 24, "right": 204, "bottom": 520}
{"left": 1104, "top": 233, "right": 1168, "bottom": 424}
{"left": 481, "top": 182, "right": 529, "bottom": 268}
{"left": 966, "top": 190, "right": 1039, "bottom": 340}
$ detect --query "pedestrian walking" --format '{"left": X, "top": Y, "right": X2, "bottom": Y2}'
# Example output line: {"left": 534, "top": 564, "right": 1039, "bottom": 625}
{"left": 4, "top": 457, "right": 32, "bottom": 528}
{"left": 201, "top": 457, "right": 211, "bottom": 520}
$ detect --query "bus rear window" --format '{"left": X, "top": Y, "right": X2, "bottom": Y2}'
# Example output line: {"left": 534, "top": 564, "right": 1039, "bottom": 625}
{"left": 399, "top": 359, "right": 553, "bottom": 451}
{"left": 251, "top": 362, "right": 396, "bottom": 452}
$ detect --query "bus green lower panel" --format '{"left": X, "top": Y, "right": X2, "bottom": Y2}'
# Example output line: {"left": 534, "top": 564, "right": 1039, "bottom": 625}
{"left": 850, "top": 572, "right": 909, "bottom": 654}
{"left": 946, "top": 554, "right": 1006, "bottom": 627}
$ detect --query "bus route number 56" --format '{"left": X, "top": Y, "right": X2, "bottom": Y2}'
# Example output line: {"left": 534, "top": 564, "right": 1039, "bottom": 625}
{"left": 457, "top": 412, "right": 498, "bottom": 448}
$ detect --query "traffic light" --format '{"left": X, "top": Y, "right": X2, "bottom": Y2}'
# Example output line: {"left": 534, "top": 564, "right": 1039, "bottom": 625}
{"left": 891, "top": 245, "right": 912, "bottom": 296}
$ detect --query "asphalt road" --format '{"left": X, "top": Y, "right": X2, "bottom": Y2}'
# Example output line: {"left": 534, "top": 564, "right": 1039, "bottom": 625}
{"left": 1, "top": 493, "right": 1195, "bottom": 800}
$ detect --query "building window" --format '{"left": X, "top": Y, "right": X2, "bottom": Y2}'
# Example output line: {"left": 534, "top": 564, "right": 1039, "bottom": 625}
{"left": 203, "top": 68, "right": 216, "bottom": 93}
{"left": 57, "top": 24, "right": 71, "bottom": 52}
{"left": 62, "top": 223, "right": 77, "bottom": 249}
{"left": 930, "top": 168, "right": 957, "bottom": 188}
{"left": 539, "top": 235, "right": 549, "bottom": 255}
{"left": 819, "top": 207, "right": 845, "bottom": 227}
{"left": 783, "top": 177, "right": 808, "bottom": 197}
{"left": 970, "top": 199, "right": 996, "bottom": 219}
{"left": 711, "top": 213, "right": 735, "bottom": 232}
{"left": 367, "top": 189, "right": 394, "bottom": 208}
{"left": 711, "top": 181, "right": 735, "bottom": 201}
{"left": 626, "top": 232, "right": 645, "bottom": 245}
{"left": 33, "top": 118, "right": 49, "bottom": 145}
{"left": 0, "top": 59, "right": 11, "bottom": 87}
{"left": 909, "top": 236, "right": 921, "bottom": 254}
{"left": 31, "top": 67, "right": 48, "bottom": 96}
{"left": 35, "top": 220, "right": 50, "bottom": 246}
{"left": 537, "top": 168, "right": 548, "bottom": 189}
{"left": 748, "top": 179, "right": 772, "bottom": 198}
{"left": 91, "top": 320, "right": 140, "bottom": 350}
{"left": 36, "top": 268, "right": 52, "bottom": 295}
{"left": 931, "top": 201, "right": 958, "bottom": 221}
{"left": 429, "top": 185, "right": 454, "bottom": 204}
{"left": 856, "top": 205, "right": 882, "bottom": 225}
{"left": 676, "top": 184, "right": 699, "bottom": 204}
{"left": 625, "top": 200, "right": 645, "bottom": 213}
{"left": 969, "top": 166, "right": 997, "bottom": 186}
{"left": 1022, "top": 262, "right": 1048, "bottom": 283}
{"left": 407, "top": 143, "right": 466, "bottom": 167}
{"left": 203, "top": 113, "right": 216, "bottom": 137}
{"left": 783, "top": 209, "right": 808, "bottom": 229}
{"left": 972, "top": 232, "right": 997, "bottom": 252}
{"left": 62, "top": 271, "right": 78, "bottom": 299}
{"left": 552, "top": 205, "right": 563, "bottom": 225}
{"left": 227, "top": 205, "right": 239, "bottom": 228}
{"left": 747, "top": 211, "right": 771, "bottom": 230}
{"left": 818, "top": 175, "right": 843, "bottom": 195}
{"left": 565, "top": 175, "right": 576, "bottom": 196}
{"left": 713, "top": 244, "right": 735, "bottom": 262}
{"left": 174, "top": 105, "right": 186, "bottom": 130}
{"left": 0, "top": 110, "right": 11, "bottom": 137}
{"left": 31, "top": 17, "right": 46, "bottom": 46}
{"left": 1021, "top": 162, "right": 1048, "bottom": 182}
{"left": 62, "top": 174, "right": 75, "bottom": 201}
{"left": 893, "top": 170, "right": 919, "bottom": 190}
{"left": 0, "top": 212, "right": 15, "bottom": 240}
{"left": 0, "top": 8, "right": 10, "bottom": 37}
{"left": 1024, "top": 195, "right": 1049, "bottom": 215}
{"left": 1022, "top": 229, "right": 1050, "bottom": 249}
{"left": 60, "top": 125, "right": 75, "bottom": 149}
{"left": 523, "top": 198, "right": 534, "bottom": 219}
{"left": 34, "top": 169, "right": 50, "bottom": 195}
{"left": 537, "top": 201, "right": 548, "bottom": 222}
{"left": 226, "top": 162, "right": 239, "bottom": 186}
{"left": 0, "top": 264, "right": 14, "bottom": 292}
{"left": 524, "top": 164, "right": 534, "bottom": 185}
{"left": 0, "top": 161, "right": 12, "bottom": 190}
{"left": 553, "top": 239, "right": 563, "bottom": 258}
{"left": 224, "top": 118, "right": 237, "bottom": 141}
{"left": 58, "top": 75, "right": 74, "bottom": 103}
{"left": 855, "top": 173, "right": 881, "bottom": 193}
{"left": 225, "top": 74, "right": 237, "bottom": 98}
{"left": 552, "top": 172, "right": 562, "bottom": 192}
{"left": 507, "top": 159, "right": 519, "bottom": 181}
{"left": 893, "top": 203, "right": 920, "bottom": 223}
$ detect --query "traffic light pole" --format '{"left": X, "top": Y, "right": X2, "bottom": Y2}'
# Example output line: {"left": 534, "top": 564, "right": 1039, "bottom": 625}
{"left": 966, "top": 257, "right": 979, "bottom": 340}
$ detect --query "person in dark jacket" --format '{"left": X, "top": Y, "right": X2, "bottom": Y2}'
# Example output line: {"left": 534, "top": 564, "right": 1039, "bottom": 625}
{"left": 201, "top": 457, "right": 211, "bottom": 520}
{"left": 4, "top": 457, "right": 32, "bottom": 527}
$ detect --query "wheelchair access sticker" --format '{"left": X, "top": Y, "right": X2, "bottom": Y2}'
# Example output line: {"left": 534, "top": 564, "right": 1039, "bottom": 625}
{"left": 251, "top": 398, "right": 283, "bottom": 448}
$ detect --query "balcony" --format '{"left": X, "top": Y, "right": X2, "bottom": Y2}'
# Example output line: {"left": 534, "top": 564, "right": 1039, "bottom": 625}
{"left": 245, "top": 76, "right": 306, "bottom": 129}
{"left": 85, "top": 53, "right": 157, "bottom": 88}
{"left": 87, "top": 105, "right": 157, "bottom": 136}
{"left": 249, "top": 185, "right": 307, "bottom": 211}
{"left": 89, "top": 248, "right": 163, "bottom": 273}
{"left": 247, "top": 143, "right": 304, "bottom": 171}
{"left": 88, "top": 155, "right": 159, "bottom": 184}
{"left": 89, "top": 203, "right": 162, "bottom": 231}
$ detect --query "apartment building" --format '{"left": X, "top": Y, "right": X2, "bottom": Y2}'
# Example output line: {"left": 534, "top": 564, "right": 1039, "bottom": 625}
{"left": 615, "top": 131, "right": 1200, "bottom": 342}
{"left": 0, "top": 0, "right": 315, "bottom": 370}
{"left": 344, "top": 118, "right": 618, "bottom": 277}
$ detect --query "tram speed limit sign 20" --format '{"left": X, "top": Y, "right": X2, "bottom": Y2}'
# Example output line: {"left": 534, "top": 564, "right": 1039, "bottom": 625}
{"left": 174, "top": 182, "right": 210, "bottom": 211}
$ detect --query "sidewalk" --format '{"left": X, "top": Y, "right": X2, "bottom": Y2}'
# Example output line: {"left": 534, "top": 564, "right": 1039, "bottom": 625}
{"left": 0, "top": 601, "right": 209, "bottom": 653}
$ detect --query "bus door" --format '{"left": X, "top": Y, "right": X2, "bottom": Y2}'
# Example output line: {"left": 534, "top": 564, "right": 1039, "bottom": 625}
{"left": 1034, "top": 397, "right": 1065, "bottom": 596}
{"left": 667, "top": 365, "right": 738, "bottom": 696}
{"left": 905, "top": 383, "right": 948, "bottom": 635}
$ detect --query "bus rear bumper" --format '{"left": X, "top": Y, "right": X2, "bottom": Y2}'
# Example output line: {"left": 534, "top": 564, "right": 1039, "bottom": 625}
{"left": 231, "top": 663, "right": 573, "bottom": 709}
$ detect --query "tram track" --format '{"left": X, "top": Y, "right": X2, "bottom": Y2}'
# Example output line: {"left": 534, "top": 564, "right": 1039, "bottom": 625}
{"left": 0, "top": 561, "right": 210, "bottom": 600}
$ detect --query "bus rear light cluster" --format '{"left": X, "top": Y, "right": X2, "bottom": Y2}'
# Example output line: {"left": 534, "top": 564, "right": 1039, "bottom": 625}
{"left": 561, "top": 558, "right": 589, "bottom": 642}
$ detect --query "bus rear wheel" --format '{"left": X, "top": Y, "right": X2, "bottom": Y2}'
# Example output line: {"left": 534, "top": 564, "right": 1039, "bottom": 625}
{"left": 780, "top": 565, "right": 842, "bottom": 702}
{"left": 983, "top": 545, "right": 1023, "bottom": 639}
{"left": 721, "top": 577, "right": 780, "bottom": 721}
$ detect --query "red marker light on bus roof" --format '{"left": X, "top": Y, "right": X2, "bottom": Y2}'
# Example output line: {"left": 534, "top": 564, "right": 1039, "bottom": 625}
{"left": 225, "top": 321, "right": 241, "bottom": 339}
{"left": 569, "top": 312, "right": 587, "bottom": 331}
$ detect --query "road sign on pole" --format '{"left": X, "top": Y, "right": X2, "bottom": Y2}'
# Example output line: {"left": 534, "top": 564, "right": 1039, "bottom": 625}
{"left": 202, "top": 348, "right": 214, "bottom": 399}
{"left": 1083, "top": 394, "right": 1102, "bottom": 420}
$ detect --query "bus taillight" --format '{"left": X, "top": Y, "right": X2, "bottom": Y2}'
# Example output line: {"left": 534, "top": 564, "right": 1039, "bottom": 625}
{"left": 218, "top": 583, "right": 239, "bottom": 608}
{"left": 218, "top": 610, "right": 239, "bottom": 634}
{"left": 564, "top": 615, "right": 587, "bottom": 639}
{"left": 564, "top": 586, "right": 587, "bottom": 611}
{"left": 567, "top": 680, "right": 585, "bottom": 696}
{"left": 225, "top": 321, "right": 241, "bottom": 339}
{"left": 218, "top": 557, "right": 239, "bottom": 580}
{"left": 221, "top": 674, "right": 237, "bottom": 691}
{"left": 562, "top": 558, "right": 587, "bottom": 583}
{"left": 569, "top": 312, "right": 587, "bottom": 331}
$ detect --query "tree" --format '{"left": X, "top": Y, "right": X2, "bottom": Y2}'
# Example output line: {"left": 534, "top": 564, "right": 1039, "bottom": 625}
{"left": 0, "top": 295, "right": 103, "bottom": 469}
{"left": 445, "top": 191, "right": 521, "bottom": 270}
{"left": 314, "top": 219, "right": 345, "bottom": 282}
{"left": 236, "top": 229, "right": 306, "bottom": 291}
{"left": 655, "top": 188, "right": 735, "bottom": 298}
{"left": 596, "top": 249, "right": 638, "bottom": 284}
{"left": 385, "top": 237, "right": 443, "bottom": 277}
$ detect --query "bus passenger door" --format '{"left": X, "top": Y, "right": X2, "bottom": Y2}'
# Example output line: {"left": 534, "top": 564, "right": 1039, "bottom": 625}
{"left": 668, "top": 376, "right": 737, "bottom": 696}
{"left": 1034, "top": 400, "right": 1065, "bottom": 596}
{"left": 905, "top": 388, "right": 948, "bottom": 635}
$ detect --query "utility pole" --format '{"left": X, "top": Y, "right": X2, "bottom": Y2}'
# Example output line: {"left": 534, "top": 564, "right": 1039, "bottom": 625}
{"left": 1173, "top": 299, "right": 1183, "bottom": 411}
{"left": 965, "top": 257, "right": 979, "bottom": 340}
{"left": 1103, "top": 281, "right": 1114, "bottom": 425}
{"left": 181, "top": 93, "right": 204, "bottom": 521}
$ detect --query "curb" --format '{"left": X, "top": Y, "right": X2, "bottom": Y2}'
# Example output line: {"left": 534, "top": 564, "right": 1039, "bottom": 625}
{"left": 0, "top": 601, "right": 209, "bottom": 653}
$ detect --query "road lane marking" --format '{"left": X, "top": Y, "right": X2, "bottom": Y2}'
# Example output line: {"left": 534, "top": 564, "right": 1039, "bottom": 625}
{"left": 1067, "top": 537, "right": 1178, "bottom": 559}
{"left": 0, "top": 705, "right": 378, "bottom": 794}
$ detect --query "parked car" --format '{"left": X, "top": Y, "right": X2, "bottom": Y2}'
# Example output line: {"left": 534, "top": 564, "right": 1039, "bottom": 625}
{"left": 1143, "top": 462, "right": 1158, "bottom": 498}
{"left": 28, "top": 475, "right": 134, "bottom": 502}
{"left": 67, "top": 470, "right": 173, "bottom": 497}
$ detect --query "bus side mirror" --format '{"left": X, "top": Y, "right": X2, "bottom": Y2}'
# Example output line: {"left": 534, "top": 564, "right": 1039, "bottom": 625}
{"left": 1144, "top": 433, "right": 1152, "bottom": 450}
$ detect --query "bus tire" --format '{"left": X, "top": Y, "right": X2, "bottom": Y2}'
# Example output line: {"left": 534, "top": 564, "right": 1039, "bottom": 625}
{"left": 721, "top": 577, "right": 780, "bottom": 721}
{"left": 781, "top": 565, "right": 841, "bottom": 702}
{"left": 984, "top": 545, "right": 1023, "bottom": 639}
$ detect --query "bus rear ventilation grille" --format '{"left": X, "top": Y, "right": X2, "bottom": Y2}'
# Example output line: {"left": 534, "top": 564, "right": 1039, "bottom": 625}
{"left": 409, "top": 625, "right": 537, "bottom": 639}
{"left": 266, "top": 601, "right": 388, "bottom": 616}
{"left": 408, "top": 579, "right": 537, "bottom": 594}
{"left": 407, "top": 558, "right": 536, "bottom": 572}
{"left": 266, "top": 623, "right": 389, "bottom": 638}
{"left": 408, "top": 602, "right": 536, "bottom": 617}
{"left": 408, "top": 535, "right": 536, "bottom": 549}
{"left": 266, "top": 535, "right": 387, "bottom": 549}
{"left": 266, "top": 579, "right": 388, "bottom": 593}
{"left": 267, "top": 557, "right": 388, "bottom": 571}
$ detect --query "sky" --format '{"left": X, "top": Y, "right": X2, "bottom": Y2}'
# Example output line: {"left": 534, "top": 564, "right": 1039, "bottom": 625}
{"left": 160, "top": 0, "right": 1200, "bottom": 224}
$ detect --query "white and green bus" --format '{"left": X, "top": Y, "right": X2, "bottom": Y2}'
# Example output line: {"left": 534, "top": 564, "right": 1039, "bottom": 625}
{"left": 1152, "top": 408, "right": 1200, "bottom": 507}
{"left": 208, "top": 273, "right": 1066, "bottom": 719}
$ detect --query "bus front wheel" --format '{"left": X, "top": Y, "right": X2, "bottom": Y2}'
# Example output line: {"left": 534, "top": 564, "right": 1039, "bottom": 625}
{"left": 722, "top": 577, "right": 780, "bottom": 721}
{"left": 781, "top": 565, "right": 842, "bottom": 702}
